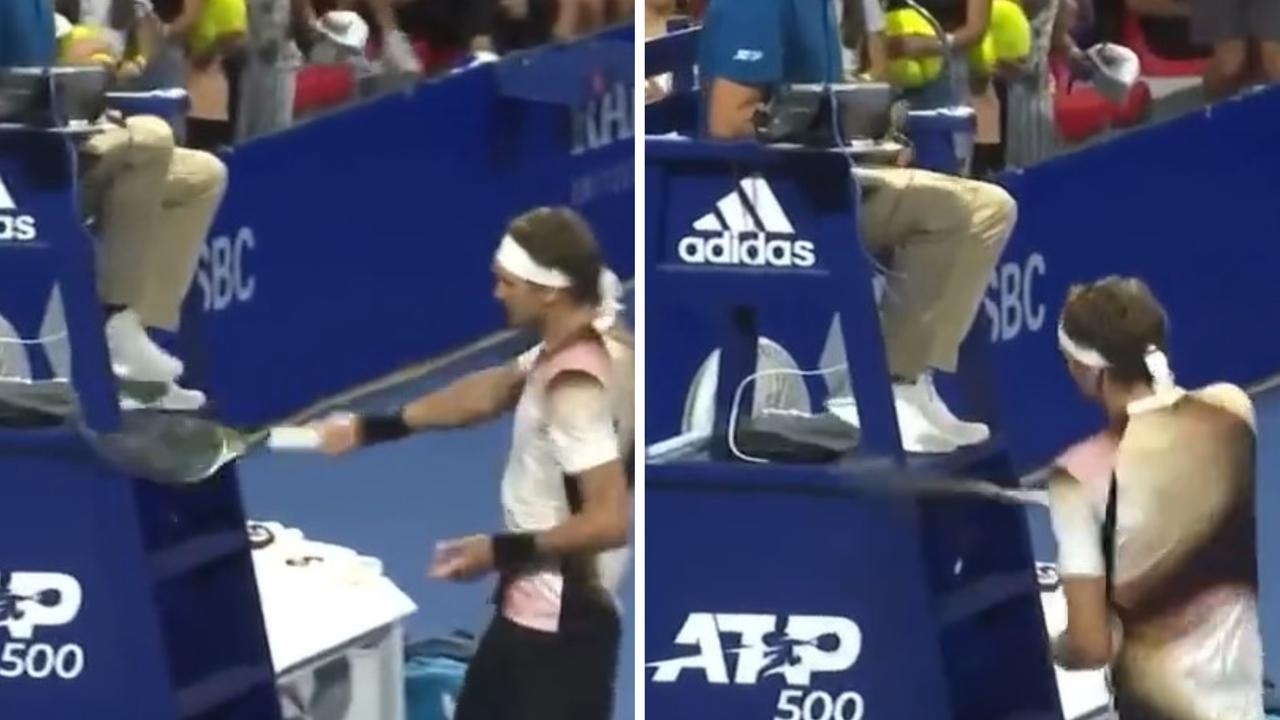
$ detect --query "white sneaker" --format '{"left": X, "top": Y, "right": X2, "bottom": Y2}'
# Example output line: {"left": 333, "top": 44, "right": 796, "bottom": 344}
{"left": 105, "top": 310, "right": 183, "bottom": 383}
{"left": 121, "top": 382, "right": 206, "bottom": 411}
{"left": 890, "top": 381, "right": 960, "bottom": 454}
{"left": 917, "top": 373, "right": 990, "bottom": 446}
{"left": 825, "top": 389, "right": 958, "bottom": 454}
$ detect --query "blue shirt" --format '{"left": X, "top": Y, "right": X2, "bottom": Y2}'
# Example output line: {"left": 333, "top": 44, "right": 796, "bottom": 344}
{"left": 697, "top": 0, "right": 842, "bottom": 89}
{"left": 0, "top": 0, "right": 56, "bottom": 67}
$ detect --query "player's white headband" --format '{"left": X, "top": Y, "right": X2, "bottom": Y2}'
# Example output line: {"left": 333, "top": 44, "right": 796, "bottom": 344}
{"left": 494, "top": 234, "right": 625, "bottom": 331}
{"left": 1057, "top": 321, "right": 1110, "bottom": 368}
{"left": 495, "top": 234, "right": 572, "bottom": 288}
{"left": 1058, "top": 320, "right": 1175, "bottom": 392}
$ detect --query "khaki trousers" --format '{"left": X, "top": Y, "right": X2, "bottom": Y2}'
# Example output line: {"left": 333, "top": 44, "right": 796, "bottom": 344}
{"left": 856, "top": 166, "right": 1017, "bottom": 378}
{"left": 80, "top": 115, "right": 227, "bottom": 331}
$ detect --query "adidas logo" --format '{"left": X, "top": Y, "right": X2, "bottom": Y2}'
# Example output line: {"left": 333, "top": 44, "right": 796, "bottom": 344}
{"left": 0, "top": 174, "right": 16, "bottom": 210}
{"left": 676, "top": 176, "right": 816, "bottom": 268}
{"left": 0, "top": 175, "right": 37, "bottom": 243}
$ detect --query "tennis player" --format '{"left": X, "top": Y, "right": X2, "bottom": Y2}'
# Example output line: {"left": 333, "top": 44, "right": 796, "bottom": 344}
{"left": 1048, "top": 276, "right": 1262, "bottom": 720}
{"left": 310, "top": 206, "right": 632, "bottom": 720}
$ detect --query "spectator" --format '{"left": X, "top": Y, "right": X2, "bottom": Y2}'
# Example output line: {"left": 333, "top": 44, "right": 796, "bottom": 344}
{"left": 3, "top": 8, "right": 227, "bottom": 408}
{"left": 840, "top": 0, "right": 890, "bottom": 81}
{"left": 554, "top": 0, "right": 605, "bottom": 40}
{"left": 606, "top": 0, "right": 633, "bottom": 25}
{"left": 1124, "top": 0, "right": 1204, "bottom": 61}
{"left": 699, "top": 0, "right": 1018, "bottom": 453}
{"left": 171, "top": 0, "right": 248, "bottom": 149}
{"left": 54, "top": 0, "right": 164, "bottom": 88}
{"left": 235, "top": 0, "right": 310, "bottom": 140}
{"left": 845, "top": 0, "right": 1001, "bottom": 174}
{"left": 309, "top": 9, "right": 375, "bottom": 73}
{"left": 879, "top": 0, "right": 995, "bottom": 104}
{"left": 487, "top": 0, "right": 560, "bottom": 54}
{"left": 1185, "top": 0, "right": 1280, "bottom": 100}
{"left": 360, "top": 0, "right": 425, "bottom": 73}
{"left": 1003, "top": 0, "right": 1088, "bottom": 168}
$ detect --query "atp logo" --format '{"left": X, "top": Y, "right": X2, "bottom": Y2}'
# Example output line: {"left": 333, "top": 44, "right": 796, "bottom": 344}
{"left": 0, "top": 571, "right": 81, "bottom": 641}
{"left": 0, "top": 571, "right": 86, "bottom": 680}
{"left": 648, "top": 613, "right": 861, "bottom": 686}
{"left": 649, "top": 613, "right": 867, "bottom": 720}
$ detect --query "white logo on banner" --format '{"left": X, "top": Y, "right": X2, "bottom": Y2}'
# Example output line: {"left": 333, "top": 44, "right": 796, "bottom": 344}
{"left": 0, "top": 175, "right": 37, "bottom": 244}
{"left": 197, "top": 227, "right": 257, "bottom": 312}
{"left": 649, "top": 613, "right": 866, "bottom": 720}
{"left": 677, "top": 177, "right": 817, "bottom": 269}
{"left": 0, "top": 571, "right": 87, "bottom": 680}
{"left": 572, "top": 82, "right": 634, "bottom": 155}
{"left": 983, "top": 252, "right": 1047, "bottom": 342}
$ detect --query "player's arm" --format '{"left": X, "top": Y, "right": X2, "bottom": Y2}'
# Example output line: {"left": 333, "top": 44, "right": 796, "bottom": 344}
{"left": 1047, "top": 470, "right": 1115, "bottom": 670}
{"left": 399, "top": 362, "right": 526, "bottom": 430}
{"left": 498, "top": 372, "right": 630, "bottom": 563}
{"left": 313, "top": 359, "right": 526, "bottom": 454}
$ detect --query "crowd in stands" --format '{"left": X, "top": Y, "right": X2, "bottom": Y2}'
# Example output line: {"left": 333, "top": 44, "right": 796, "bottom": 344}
{"left": 53, "top": 0, "right": 633, "bottom": 150}
{"left": 647, "top": 0, "right": 1280, "bottom": 176}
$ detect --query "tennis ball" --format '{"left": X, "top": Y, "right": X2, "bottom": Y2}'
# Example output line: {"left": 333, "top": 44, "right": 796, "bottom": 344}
{"left": 885, "top": 7, "right": 944, "bottom": 88}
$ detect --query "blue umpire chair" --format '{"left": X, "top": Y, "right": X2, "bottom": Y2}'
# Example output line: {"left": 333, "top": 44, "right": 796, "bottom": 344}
{"left": 0, "top": 67, "right": 280, "bottom": 719}
{"left": 643, "top": 25, "right": 1070, "bottom": 720}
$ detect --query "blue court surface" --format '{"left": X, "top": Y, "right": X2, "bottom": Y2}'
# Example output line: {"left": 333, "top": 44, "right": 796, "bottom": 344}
{"left": 236, "top": 324, "right": 637, "bottom": 718}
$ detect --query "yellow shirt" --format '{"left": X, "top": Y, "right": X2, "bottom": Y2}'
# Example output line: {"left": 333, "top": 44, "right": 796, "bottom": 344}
{"left": 189, "top": 0, "right": 248, "bottom": 57}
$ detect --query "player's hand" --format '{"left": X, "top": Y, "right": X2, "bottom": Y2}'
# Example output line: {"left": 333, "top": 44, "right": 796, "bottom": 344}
{"left": 429, "top": 534, "right": 494, "bottom": 582}
{"left": 309, "top": 411, "right": 361, "bottom": 455}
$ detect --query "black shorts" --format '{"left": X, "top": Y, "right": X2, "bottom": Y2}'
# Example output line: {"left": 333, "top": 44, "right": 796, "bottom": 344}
{"left": 454, "top": 612, "right": 621, "bottom": 720}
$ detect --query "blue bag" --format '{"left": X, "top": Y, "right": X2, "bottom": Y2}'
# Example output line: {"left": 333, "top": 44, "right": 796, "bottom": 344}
{"left": 405, "top": 631, "right": 476, "bottom": 720}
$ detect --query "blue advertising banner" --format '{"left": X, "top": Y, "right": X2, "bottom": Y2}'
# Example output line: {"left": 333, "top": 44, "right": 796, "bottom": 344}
{"left": 974, "top": 87, "right": 1280, "bottom": 470}
{"left": 188, "top": 25, "right": 635, "bottom": 427}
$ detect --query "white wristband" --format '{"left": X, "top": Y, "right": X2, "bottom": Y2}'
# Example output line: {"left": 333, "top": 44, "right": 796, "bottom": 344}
{"left": 267, "top": 426, "right": 323, "bottom": 451}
